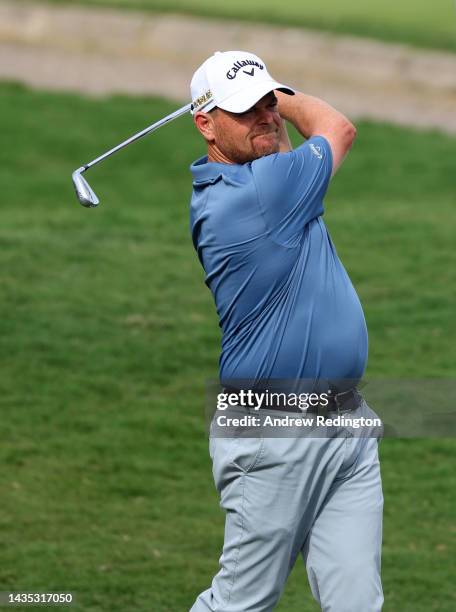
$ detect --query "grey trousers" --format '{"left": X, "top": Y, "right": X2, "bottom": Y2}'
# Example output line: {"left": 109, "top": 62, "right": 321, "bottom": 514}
{"left": 190, "top": 401, "right": 384, "bottom": 612}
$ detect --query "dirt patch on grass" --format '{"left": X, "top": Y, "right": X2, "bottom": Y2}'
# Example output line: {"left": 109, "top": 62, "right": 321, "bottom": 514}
{"left": 1, "top": 0, "right": 456, "bottom": 134}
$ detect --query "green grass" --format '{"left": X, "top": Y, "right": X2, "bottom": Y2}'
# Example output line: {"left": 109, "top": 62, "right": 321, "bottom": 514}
{"left": 0, "top": 82, "right": 455, "bottom": 610}
{"left": 37, "top": 0, "right": 456, "bottom": 52}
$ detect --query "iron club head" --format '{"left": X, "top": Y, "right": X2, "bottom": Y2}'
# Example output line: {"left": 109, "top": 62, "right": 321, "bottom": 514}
{"left": 72, "top": 168, "right": 100, "bottom": 208}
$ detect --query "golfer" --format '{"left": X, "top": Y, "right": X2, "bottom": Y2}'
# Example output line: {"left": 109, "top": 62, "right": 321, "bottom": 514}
{"left": 188, "top": 51, "right": 383, "bottom": 611}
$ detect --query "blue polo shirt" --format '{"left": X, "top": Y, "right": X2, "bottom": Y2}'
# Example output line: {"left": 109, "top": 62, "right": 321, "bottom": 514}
{"left": 189, "top": 136, "right": 367, "bottom": 384}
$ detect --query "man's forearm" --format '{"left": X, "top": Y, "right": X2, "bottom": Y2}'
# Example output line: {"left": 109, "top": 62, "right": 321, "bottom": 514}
{"left": 276, "top": 91, "right": 350, "bottom": 139}
{"left": 276, "top": 90, "right": 356, "bottom": 175}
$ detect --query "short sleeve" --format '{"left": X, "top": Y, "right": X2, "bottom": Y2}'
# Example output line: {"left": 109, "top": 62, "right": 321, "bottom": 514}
{"left": 251, "top": 136, "right": 332, "bottom": 246}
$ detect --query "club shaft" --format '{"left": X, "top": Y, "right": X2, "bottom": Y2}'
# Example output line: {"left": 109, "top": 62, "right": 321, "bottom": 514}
{"left": 82, "top": 103, "right": 192, "bottom": 171}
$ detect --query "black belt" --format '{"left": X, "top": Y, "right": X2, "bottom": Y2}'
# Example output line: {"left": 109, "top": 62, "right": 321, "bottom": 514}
{"left": 222, "top": 387, "right": 362, "bottom": 416}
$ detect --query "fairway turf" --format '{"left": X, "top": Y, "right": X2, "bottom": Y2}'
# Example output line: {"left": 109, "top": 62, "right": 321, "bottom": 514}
{"left": 39, "top": 0, "right": 456, "bottom": 52}
{"left": 1, "top": 83, "right": 455, "bottom": 611}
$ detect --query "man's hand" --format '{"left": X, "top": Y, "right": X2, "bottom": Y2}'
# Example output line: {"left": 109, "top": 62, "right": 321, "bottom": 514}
{"left": 276, "top": 91, "right": 356, "bottom": 176}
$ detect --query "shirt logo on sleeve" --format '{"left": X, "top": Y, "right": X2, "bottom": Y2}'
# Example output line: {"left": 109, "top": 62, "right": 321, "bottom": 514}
{"left": 309, "top": 144, "right": 323, "bottom": 159}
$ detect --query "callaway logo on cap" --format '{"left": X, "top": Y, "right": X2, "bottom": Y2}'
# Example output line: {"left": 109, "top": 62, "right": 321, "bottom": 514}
{"left": 190, "top": 50, "right": 294, "bottom": 115}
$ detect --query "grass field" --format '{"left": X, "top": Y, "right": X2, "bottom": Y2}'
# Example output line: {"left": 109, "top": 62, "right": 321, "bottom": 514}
{"left": 40, "top": 0, "right": 456, "bottom": 52}
{"left": 1, "top": 82, "right": 455, "bottom": 611}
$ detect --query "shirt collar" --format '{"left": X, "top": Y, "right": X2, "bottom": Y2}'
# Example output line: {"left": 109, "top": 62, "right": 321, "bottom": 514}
{"left": 190, "top": 155, "right": 246, "bottom": 185}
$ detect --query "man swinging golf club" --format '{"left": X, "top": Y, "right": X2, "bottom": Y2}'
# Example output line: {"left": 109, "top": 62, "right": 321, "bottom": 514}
{"left": 188, "top": 51, "right": 384, "bottom": 611}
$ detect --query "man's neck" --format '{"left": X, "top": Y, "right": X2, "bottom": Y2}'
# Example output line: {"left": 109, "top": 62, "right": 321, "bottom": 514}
{"left": 207, "top": 144, "right": 235, "bottom": 164}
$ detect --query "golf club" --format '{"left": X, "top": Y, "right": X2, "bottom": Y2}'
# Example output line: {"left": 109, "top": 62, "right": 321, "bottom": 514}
{"left": 72, "top": 102, "right": 192, "bottom": 208}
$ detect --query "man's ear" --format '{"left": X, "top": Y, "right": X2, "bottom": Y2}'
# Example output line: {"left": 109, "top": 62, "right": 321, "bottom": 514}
{"left": 194, "top": 111, "right": 216, "bottom": 143}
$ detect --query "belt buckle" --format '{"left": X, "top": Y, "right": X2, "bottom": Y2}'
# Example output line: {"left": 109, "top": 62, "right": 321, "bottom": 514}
{"left": 334, "top": 388, "right": 359, "bottom": 413}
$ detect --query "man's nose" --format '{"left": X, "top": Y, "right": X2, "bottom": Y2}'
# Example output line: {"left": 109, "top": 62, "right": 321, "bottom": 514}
{"left": 257, "top": 107, "right": 275, "bottom": 124}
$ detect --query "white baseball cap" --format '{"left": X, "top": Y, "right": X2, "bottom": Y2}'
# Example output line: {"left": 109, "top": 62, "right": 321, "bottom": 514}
{"left": 190, "top": 50, "right": 294, "bottom": 115}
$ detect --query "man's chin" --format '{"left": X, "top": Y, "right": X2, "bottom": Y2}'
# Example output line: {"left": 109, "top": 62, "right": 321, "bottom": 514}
{"left": 229, "top": 138, "right": 280, "bottom": 163}
{"left": 253, "top": 142, "right": 280, "bottom": 159}
{"left": 252, "top": 133, "right": 280, "bottom": 157}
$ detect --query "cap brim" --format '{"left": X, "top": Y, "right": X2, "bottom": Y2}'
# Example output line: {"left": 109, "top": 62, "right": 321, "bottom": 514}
{"left": 217, "top": 80, "right": 294, "bottom": 114}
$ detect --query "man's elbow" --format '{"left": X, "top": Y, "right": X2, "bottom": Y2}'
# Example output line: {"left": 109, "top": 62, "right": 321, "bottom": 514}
{"left": 328, "top": 120, "right": 357, "bottom": 176}
{"left": 342, "top": 119, "right": 357, "bottom": 151}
